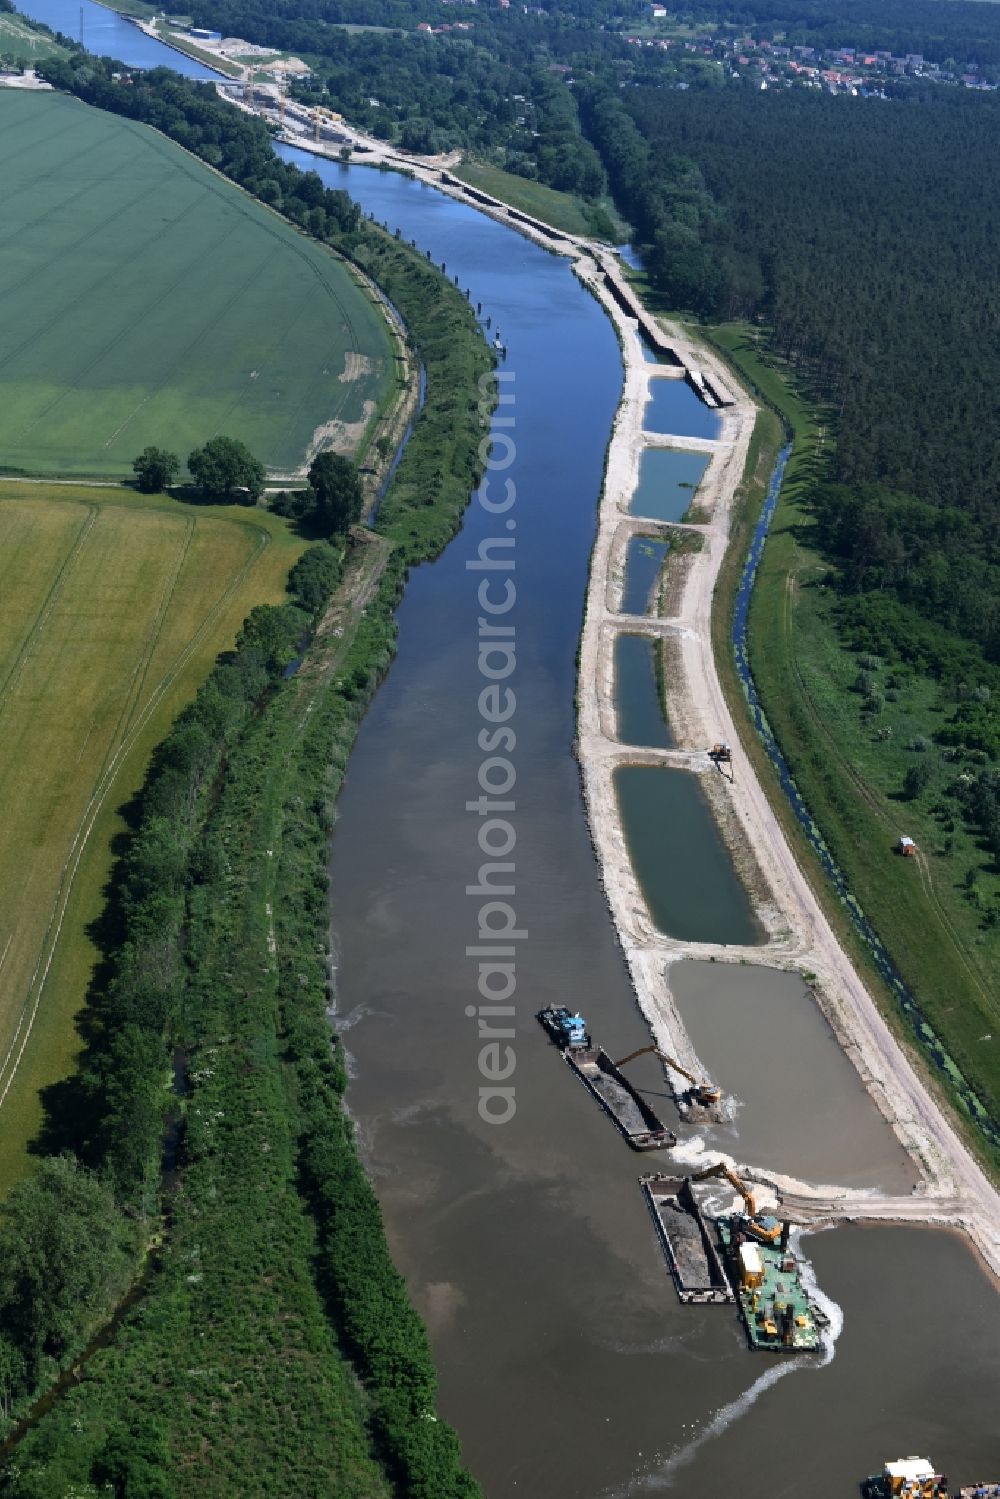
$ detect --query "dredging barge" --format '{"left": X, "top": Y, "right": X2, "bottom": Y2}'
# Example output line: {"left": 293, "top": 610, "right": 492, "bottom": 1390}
{"left": 642, "top": 1165, "right": 824, "bottom": 1352}
{"left": 537, "top": 1007, "right": 676, "bottom": 1150}
{"left": 716, "top": 1218, "right": 822, "bottom": 1353}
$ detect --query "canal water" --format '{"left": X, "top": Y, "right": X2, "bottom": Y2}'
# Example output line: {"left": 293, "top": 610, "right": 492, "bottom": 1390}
{"left": 6, "top": 32, "right": 996, "bottom": 1482}
{"left": 644, "top": 378, "right": 721, "bottom": 440}
{"left": 641, "top": 338, "right": 676, "bottom": 366}
{"left": 620, "top": 533, "right": 670, "bottom": 615}
{"left": 278, "top": 146, "right": 1000, "bottom": 1497}
{"left": 17, "top": 0, "right": 225, "bottom": 75}
{"left": 630, "top": 446, "right": 709, "bottom": 523}
{"left": 615, "top": 635, "right": 671, "bottom": 749}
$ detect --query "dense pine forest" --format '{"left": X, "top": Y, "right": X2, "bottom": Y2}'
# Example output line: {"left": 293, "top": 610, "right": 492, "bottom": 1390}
{"left": 580, "top": 82, "right": 1000, "bottom": 870}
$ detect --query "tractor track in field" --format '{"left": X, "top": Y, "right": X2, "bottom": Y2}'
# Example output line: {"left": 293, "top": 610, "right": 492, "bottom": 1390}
{"left": 0, "top": 94, "right": 390, "bottom": 479}
{"left": 0, "top": 514, "right": 274, "bottom": 1114}
{"left": 0, "top": 505, "right": 98, "bottom": 712}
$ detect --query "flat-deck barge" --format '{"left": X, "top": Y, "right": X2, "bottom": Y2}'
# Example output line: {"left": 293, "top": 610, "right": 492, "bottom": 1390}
{"left": 641, "top": 1175, "right": 732, "bottom": 1304}
{"left": 537, "top": 1007, "right": 676, "bottom": 1151}
{"left": 717, "top": 1219, "right": 822, "bottom": 1353}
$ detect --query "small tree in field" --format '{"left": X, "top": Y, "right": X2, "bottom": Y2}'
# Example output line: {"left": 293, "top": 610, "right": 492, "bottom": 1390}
{"left": 903, "top": 762, "right": 932, "bottom": 800}
{"left": 132, "top": 446, "right": 179, "bottom": 493}
{"left": 308, "top": 451, "right": 364, "bottom": 536}
{"left": 188, "top": 436, "right": 265, "bottom": 503}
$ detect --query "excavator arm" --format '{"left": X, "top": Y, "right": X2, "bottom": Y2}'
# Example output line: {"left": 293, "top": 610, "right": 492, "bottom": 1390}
{"left": 691, "top": 1161, "right": 757, "bottom": 1216}
{"left": 689, "top": 1162, "right": 783, "bottom": 1243}
{"left": 614, "top": 1044, "right": 722, "bottom": 1105}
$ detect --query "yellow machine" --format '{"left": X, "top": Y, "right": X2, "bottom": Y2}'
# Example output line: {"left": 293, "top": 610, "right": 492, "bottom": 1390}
{"left": 689, "top": 1161, "right": 783, "bottom": 1244}
{"left": 708, "top": 742, "right": 734, "bottom": 782}
{"left": 614, "top": 1044, "right": 722, "bottom": 1107}
{"left": 737, "top": 1240, "right": 764, "bottom": 1289}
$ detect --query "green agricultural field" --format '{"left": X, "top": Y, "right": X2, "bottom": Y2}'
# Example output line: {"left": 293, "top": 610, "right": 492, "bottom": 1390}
{"left": 0, "top": 483, "right": 305, "bottom": 1185}
{"left": 0, "top": 90, "right": 392, "bottom": 477}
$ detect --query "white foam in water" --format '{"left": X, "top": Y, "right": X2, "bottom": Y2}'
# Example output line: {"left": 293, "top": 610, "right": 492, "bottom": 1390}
{"left": 335, "top": 1001, "right": 374, "bottom": 1033}
{"left": 718, "top": 1091, "right": 743, "bottom": 1127}
{"left": 792, "top": 1226, "right": 844, "bottom": 1362}
{"left": 607, "top": 1228, "right": 844, "bottom": 1494}
{"left": 669, "top": 1138, "right": 712, "bottom": 1169}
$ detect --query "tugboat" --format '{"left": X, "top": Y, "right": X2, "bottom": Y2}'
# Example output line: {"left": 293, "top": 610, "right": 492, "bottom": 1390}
{"left": 537, "top": 1005, "right": 591, "bottom": 1051}
{"left": 536, "top": 1007, "right": 675, "bottom": 1150}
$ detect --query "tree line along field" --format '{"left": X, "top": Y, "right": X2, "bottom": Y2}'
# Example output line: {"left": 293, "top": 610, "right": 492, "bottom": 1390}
{"left": 0, "top": 484, "right": 305, "bottom": 1187}
{"left": 0, "top": 89, "right": 392, "bottom": 478}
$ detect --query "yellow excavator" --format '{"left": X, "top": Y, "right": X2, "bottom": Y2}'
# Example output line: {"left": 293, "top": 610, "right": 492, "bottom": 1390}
{"left": 689, "top": 1161, "right": 783, "bottom": 1244}
{"left": 614, "top": 1044, "right": 722, "bottom": 1108}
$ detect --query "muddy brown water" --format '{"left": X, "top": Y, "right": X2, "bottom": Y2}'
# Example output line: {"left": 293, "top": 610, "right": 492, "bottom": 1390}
{"left": 278, "top": 154, "right": 1000, "bottom": 1496}
{"left": 670, "top": 961, "right": 918, "bottom": 1192}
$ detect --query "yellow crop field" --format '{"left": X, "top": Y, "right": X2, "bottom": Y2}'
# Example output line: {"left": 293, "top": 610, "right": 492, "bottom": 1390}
{"left": 0, "top": 484, "right": 304, "bottom": 1184}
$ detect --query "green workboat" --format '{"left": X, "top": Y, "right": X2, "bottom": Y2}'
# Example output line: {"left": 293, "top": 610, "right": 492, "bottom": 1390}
{"left": 717, "top": 1219, "right": 823, "bottom": 1352}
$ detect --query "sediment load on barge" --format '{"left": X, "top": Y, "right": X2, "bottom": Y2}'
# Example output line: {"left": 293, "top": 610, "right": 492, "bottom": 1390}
{"left": 641, "top": 1175, "right": 732, "bottom": 1304}
{"left": 537, "top": 1007, "right": 676, "bottom": 1150}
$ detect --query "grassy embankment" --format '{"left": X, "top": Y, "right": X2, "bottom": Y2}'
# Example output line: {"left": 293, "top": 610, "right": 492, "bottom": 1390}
{"left": 158, "top": 31, "right": 239, "bottom": 74}
{"left": 0, "top": 8, "right": 64, "bottom": 61}
{"left": 90, "top": 0, "right": 160, "bottom": 16}
{"left": 453, "top": 157, "right": 624, "bottom": 241}
{"left": 700, "top": 320, "right": 1000, "bottom": 1170}
{"left": 0, "top": 90, "right": 393, "bottom": 478}
{"left": 0, "top": 486, "right": 305, "bottom": 1188}
{"left": 85, "top": 0, "right": 241, "bottom": 73}
{"left": 149, "top": 22, "right": 242, "bottom": 75}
